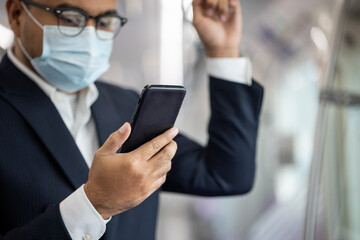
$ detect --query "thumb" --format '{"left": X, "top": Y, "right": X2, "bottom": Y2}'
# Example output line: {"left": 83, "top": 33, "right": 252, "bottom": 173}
{"left": 98, "top": 122, "right": 131, "bottom": 155}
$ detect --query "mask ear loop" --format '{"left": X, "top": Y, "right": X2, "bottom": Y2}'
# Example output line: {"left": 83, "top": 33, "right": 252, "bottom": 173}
{"left": 17, "top": 38, "right": 32, "bottom": 61}
{"left": 20, "top": 2, "right": 44, "bottom": 30}
{"left": 17, "top": 2, "right": 44, "bottom": 61}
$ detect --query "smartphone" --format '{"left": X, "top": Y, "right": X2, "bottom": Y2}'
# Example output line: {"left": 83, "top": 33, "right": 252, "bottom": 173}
{"left": 120, "top": 85, "right": 186, "bottom": 153}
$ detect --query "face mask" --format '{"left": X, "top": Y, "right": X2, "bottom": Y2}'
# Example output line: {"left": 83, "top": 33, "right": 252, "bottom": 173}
{"left": 19, "top": 3, "right": 113, "bottom": 92}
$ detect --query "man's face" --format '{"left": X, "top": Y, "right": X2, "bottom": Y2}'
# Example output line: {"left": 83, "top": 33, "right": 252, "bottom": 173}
{"left": 8, "top": 0, "right": 116, "bottom": 61}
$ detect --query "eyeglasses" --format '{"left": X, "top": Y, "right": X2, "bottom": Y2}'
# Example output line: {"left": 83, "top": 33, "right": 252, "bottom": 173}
{"left": 20, "top": 0, "right": 128, "bottom": 40}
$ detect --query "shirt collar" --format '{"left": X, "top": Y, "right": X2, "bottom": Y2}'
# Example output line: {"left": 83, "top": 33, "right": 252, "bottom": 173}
{"left": 7, "top": 47, "right": 99, "bottom": 106}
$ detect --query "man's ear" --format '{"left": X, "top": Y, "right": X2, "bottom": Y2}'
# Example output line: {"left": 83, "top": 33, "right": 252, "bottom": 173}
{"left": 6, "top": 0, "right": 23, "bottom": 38}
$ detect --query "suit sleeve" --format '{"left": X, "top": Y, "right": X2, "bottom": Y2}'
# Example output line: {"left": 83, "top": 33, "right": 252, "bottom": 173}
{"left": 162, "top": 77, "right": 264, "bottom": 196}
{"left": 0, "top": 205, "right": 71, "bottom": 240}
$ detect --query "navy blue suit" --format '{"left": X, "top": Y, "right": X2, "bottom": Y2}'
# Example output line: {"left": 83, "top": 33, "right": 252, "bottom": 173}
{"left": 0, "top": 54, "right": 263, "bottom": 240}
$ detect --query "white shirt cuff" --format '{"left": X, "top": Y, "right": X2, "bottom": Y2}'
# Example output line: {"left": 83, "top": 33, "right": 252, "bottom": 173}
{"left": 60, "top": 185, "right": 110, "bottom": 240}
{"left": 206, "top": 57, "right": 253, "bottom": 85}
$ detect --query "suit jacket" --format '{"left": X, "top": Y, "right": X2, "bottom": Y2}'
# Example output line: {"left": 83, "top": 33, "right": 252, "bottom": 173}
{"left": 0, "top": 54, "right": 263, "bottom": 240}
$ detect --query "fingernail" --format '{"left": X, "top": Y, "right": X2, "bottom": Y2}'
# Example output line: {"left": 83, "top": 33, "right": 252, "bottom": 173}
{"left": 171, "top": 127, "right": 179, "bottom": 137}
{"left": 119, "top": 123, "right": 128, "bottom": 134}
{"left": 220, "top": 14, "right": 226, "bottom": 22}
{"left": 206, "top": 8, "right": 214, "bottom": 16}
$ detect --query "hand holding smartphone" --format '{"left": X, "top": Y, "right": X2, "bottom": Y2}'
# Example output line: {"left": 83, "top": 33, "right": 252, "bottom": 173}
{"left": 120, "top": 85, "right": 186, "bottom": 153}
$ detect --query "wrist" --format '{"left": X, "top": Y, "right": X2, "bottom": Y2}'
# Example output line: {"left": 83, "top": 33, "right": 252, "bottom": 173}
{"left": 206, "top": 48, "right": 240, "bottom": 58}
{"left": 84, "top": 183, "right": 112, "bottom": 220}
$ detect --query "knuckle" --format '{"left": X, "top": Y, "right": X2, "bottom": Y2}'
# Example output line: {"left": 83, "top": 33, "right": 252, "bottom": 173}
{"left": 127, "top": 160, "right": 138, "bottom": 174}
{"left": 163, "top": 147, "right": 173, "bottom": 159}
{"left": 165, "top": 161, "right": 172, "bottom": 172}
{"left": 166, "top": 132, "right": 174, "bottom": 142}
{"left": 155, "top": 156, "right": 172, "bottom": 173}
{"left": 218, "top": 1, "right": 227, "bottom": 11}
{"left": 127, "top": 159, "right": 135, "bottom": 169}
{"left": 206, "top": 0, "right": 216, "bottom": 6}
{"left": 164, "top": 142, "right": 177, "bottom": 158}
{"left": 171, "top": 140, "right": 178, "bottom": 151}
{"left": 151, "top": 140, "right": 162, "bottom": 152}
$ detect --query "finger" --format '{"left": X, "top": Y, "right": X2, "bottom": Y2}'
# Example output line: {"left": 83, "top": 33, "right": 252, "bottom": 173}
{"left": 218, "top": 0, "right": 229, "bottom": 22}
{"left": 192, "top": 0, "right": 204, "bottom": 23}
{"left": 98, "top": 122, "right": 131, "bottom": 155}
{"left": 228, "top": 0, "right": 241, "bottom": 23}
{"left": 150, "top": 141, "right": 177, "bottom": 178}
{"left": 205, "top": 0, "right": 218, "bottom": 17}
{"left": 133, "top": 127, "right": 179, "bottom": 161}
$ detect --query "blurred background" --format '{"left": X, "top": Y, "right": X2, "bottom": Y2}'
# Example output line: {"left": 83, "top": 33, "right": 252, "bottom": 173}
{"left": 0, "top": 0, "right": 359, "bottom": 239}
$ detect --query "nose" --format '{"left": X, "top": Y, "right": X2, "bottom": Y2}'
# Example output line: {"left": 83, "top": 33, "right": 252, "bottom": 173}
{"left": 85, "top": 18, "right": 97, "bottom": 28}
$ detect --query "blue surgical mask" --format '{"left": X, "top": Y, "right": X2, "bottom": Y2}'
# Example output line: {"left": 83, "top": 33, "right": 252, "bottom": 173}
{"left": 19, "top": 3, "right": 113, "bottom": 93}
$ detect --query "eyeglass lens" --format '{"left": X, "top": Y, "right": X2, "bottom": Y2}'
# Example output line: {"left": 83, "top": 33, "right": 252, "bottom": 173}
{"left": 97, "top": 16, "right": 121, "bottom": 39}
{"left": 57, "top": 10, "right": 122, "bottom": 40}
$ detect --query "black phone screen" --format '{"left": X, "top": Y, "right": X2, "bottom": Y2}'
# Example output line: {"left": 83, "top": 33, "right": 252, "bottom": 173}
{"left": 120, "top": 85, "right": 186, "bottom": 153}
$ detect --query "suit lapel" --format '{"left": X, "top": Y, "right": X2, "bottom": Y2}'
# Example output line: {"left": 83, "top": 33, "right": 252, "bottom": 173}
{"left": 0, "top": 55, "right": 89, "bottom": 189}
{"left": 91, "top": 93, "right": 113, "bottom": 147}
{"left": 92, "top": 83, "right": 131, "bottom": 147}
{"left": 92, "top": 84, "right": 138, "bottom": 239}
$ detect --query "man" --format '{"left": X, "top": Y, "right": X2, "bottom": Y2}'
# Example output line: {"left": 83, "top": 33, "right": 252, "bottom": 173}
{"left": 0, "top": 0, "right": 263, "bottom": 239}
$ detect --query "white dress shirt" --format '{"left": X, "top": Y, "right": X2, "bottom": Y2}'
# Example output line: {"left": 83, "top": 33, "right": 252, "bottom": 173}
{"left": 8, "top": 47, "right": 252, "bottom": 240}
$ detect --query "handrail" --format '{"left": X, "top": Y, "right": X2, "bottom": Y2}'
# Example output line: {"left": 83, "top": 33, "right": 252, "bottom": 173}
{"left": 320, "top": 90, "right": 360, "bottom": 106}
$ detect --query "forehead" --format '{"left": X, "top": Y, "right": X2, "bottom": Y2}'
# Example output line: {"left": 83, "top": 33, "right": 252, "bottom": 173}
{"left": 38, "top": 0, "right": 117, "bottom": 15}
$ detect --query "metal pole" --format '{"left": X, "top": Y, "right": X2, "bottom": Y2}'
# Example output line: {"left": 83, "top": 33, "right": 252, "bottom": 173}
{"left": 304, "top": 0, "right": 349, "bottom": 239}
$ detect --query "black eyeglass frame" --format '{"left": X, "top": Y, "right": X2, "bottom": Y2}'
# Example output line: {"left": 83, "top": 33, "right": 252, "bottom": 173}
{"left": 20, "top": 0, "right": 128, "bottom": 40}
